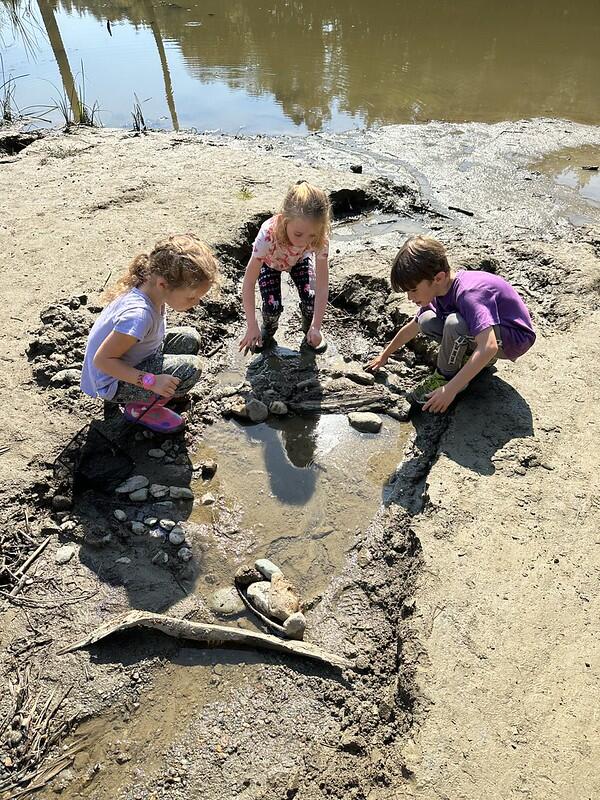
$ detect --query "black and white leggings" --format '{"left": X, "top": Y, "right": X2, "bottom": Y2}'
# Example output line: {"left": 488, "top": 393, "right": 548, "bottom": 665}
{"left": 258, "top": 257, "right": 315, "bottom": 318}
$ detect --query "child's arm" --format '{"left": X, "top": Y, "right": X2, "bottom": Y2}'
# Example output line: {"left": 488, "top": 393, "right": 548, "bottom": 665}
{"left": 239, "top": 256, "right": 263, "bottom": 353}
{"left": 423, "top": 327, "right": 499, "bottom": 413}
{"left": 94, "top": 332, "right": 180, "bottom": 397}
{"left": 306, "top": 255, "right": 328, "bottom": 347}
{"left": 366, "top": 318, "right": 420, "bottom": 372}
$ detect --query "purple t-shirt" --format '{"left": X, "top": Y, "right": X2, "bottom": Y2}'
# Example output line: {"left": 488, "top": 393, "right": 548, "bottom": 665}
{"left": 417, "top": 270, "right": 535, "bottom": 359}
{"left": 80, "top": 288, "right": 165, "bottom": 400}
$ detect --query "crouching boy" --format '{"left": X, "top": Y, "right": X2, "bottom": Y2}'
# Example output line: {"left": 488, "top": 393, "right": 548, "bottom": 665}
{"left": 367, "top": 236, "right": 535, "bottom": 413}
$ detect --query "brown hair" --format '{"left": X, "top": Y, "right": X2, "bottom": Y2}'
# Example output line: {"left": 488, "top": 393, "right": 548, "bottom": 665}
{"left": 104, "top": 233, "right": 220, "bottom": 302}
{"left": 390, "top": 235, "right": 450, "bottom": 292}
{"left": 273, "top": 180, "right": 332, "bottom": 252}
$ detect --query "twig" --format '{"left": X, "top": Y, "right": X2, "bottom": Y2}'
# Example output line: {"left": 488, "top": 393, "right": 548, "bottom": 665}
{"left": 9, "top": 536, "right": 52, "bottom": 597}
{"left": 448, "top": 205, "right": 474, "bottom": 217}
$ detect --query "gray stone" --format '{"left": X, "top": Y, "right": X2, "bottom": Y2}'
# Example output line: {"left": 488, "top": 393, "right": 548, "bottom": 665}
{"left": 246, "top": 398, "right": 268, "bottom": 423}
{"left": 55, "top": 545, "right": 76, "bottom": 565}
{"left": 148, "top": 448, "right": 166, "bottom": 459}
{"left": 234, "top": 564, "right": 263, "bottom": 588}
{"left": 283, "top": 612, "right": 307, "bottom": 640}
{"left": 152, "top": 551, "right": 169, "bottom": 565}
{"left": 52, "top": 494, "right": 72, "bottom": 511}
{"left": 208, "top": 587, "right": 245, "bottom": 615}
{"left": 113, "top": 509, "right": 127, "bottom": 522}
{"left": 149, "top": 529, "right": 165, "bottom": 540}
{"left": 255, "top": 558, "right": 283, "bottom": 580}
{"left": 269, "top": 400, "right": 288, "bottom": 416}
{"left": 131, "top": 521, "right": 146, "bottom": 535}
{"left": 170, "top": 486, "right": 194, "bottom": 500}
{"left": 129, "top": 488, "right": 148, "bottom": 502}
{"left": 143, "top": 517, "right": 158, "bottom": 526}
{"left": 177, "top": 547, "right": 193, "bottom": 562}
{"left": 201, "top": 492, "right": 216, "bottom": 505}
{"left": 269, "top": 572, "right": 301, "bottom": 622}
{"left": 115, "top": 557, "right": 131, "bottom": 565}
{"left": 348, "top": 412, "right": 382, "bottom": 433}
{"left": 246, "top": 581, "right": 272, "bottom": 616}
{"left": 115, "top": 475, "right": 149, "bottom": 495}
{"left": 142, "top": 430, "right": 154, "bottom": 439}
{"left": 386, "top": 399, "right": 411, "bottom": 422}
{"left": 168, "top": 527, "right": 186, "bottom": 546}
{"left": 149, "top": 484, "right": 169, "bottom": 499}
{"left": 331, "top": 360, "right": 375, "bottom": 387}
{"left": 159, "top": 519, "right": 176, "bottom": 531}
{"left": 50, "top": 368, "right": 81, "bottom": 387}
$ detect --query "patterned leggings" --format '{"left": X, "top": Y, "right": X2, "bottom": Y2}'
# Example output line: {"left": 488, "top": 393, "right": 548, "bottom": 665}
{"left": 258, "top": 257, "right": 315, "bottom": 318}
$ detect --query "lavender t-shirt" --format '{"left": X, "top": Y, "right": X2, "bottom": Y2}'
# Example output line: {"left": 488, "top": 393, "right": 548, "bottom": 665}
{"left": 417, "top": 270, "right": 535, "bottom": 359}
{"left": 80, "top": 288, "right": 165, "bottom": 400}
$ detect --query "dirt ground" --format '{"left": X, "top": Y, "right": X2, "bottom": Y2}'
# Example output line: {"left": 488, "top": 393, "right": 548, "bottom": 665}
{"left": 0, "top": 119, "right": 599, "bottom": 800}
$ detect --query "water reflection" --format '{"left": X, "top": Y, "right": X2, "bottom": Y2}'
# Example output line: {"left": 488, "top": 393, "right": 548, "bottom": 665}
{"left": 2, "top": 0, "right": 600, "bottom": 132}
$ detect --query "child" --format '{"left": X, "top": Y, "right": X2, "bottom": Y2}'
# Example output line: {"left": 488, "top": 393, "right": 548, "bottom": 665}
{"left": 239, "top": 180, "right": 332, "bottom": 355}
{"left": 367, "top": 235, "right": 535, "bottom": 413}
{"left": 81, "top": 233, "right": 220, "bottom": 432}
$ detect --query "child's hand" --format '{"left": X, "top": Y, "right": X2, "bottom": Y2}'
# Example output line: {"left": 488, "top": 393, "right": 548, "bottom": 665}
{"left": 423, "top": 385, "right": 456, "bottom": 413}
{"left": 306, "top": 326, "right": 322, "bottom": 348}
{"left": 154, "top": 374, "right": 181, "bottom": 398}
{"left": 366, "top": 352, "right": 388, "bottom": 372}
{"left": 239, "top": 324, "right": 262, "bottom": 355}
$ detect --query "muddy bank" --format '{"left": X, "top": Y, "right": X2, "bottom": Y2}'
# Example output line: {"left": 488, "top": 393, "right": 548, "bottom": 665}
{"left": 0, "top": 119, "right": 599, "bottom": 799}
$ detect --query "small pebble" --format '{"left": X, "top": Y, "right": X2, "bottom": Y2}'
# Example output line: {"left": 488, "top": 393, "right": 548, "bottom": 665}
{"left": 129, "top": 488, "right": 148, "bottom": 502}
{"left": 168, "top": 527, "right": 186, "bottom": 546}
{"left": 201, "top": 493, "right": 216, "bottom": 505}
{"left": 177, "top": 547, "right": 193, "bottom": 562}
{"left": 148, "top": 449, "right": 166, "bottom": 459}
{"left": 152, "top": 551, "right": 169, "bottom": 565}
{"left": 115, "top": 475, "right": 149, "bottom": 494}
{"left": 149, "top": 484, "right": 169, "bottom": 499}
{"left": 55, "top": 545, "right": 76, "bottom": 565}
{"left": 170, "top": 486, "right": 194, "bottom": 500}
{"left": 115, "top": 557, "right": 131, "bottom": 565}
{"left": 159, "top": 519, "right": 176, "bottom": 531}
{"left": 143, "top": 517, "right": 158, "bottom": 526}
{"left": 113, "top": 509, "right": 127, "bottom": 522}
{"left": 131, "top": 521, "right": 146, "bottom": 535}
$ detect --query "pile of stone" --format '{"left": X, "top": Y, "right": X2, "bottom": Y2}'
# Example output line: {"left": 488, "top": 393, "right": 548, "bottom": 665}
{"left": 234, "top": 558, "right": 306, "bottom": 640}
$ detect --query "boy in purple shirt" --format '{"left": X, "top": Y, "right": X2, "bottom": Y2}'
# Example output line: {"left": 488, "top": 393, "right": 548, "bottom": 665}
{"left": 367, "top": 236, "right": 535, "bottom": 413}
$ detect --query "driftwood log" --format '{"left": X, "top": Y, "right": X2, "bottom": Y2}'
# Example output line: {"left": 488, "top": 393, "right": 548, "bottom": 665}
{"left": 58, "top": 610, "right": 354, "bottom": 670}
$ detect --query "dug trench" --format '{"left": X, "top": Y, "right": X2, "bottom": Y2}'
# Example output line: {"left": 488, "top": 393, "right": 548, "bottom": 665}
{"left": 1, "top": 126, "right": 598, "bottom": 799}
{"left": 0, "top": 177, "right": 451, "bottom": 800}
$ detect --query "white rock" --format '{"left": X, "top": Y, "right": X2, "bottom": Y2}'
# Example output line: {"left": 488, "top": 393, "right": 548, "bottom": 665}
{"left": 149, "top": 529, "right": 165, "bottom": 540}
{"left": 115, "top": 557, "right": 131, "bottom": 565}
{"left": 348, "top": 412, "right": 382, "bottom": 433}
{"left": 177, "top": 547, "right": 193, "bottom": 562}
{"left": 255, "top": 558, "right": 283, "bottom": 580}
{"left": 131, "top": 521, "right": 146, "bottom": 535}
{"left": 115, "top": 475, "right": 149, "bottom": 494}
{"left": 113, "top": 509, "right": 127, "bottom": 522}
{"left": 269, "top": 400, "right": 288, "bottom": 416}
{"left": 246, "top": 398, "right": 268, "bottom": 423}
{"left": 208, "top": 587, "right": 245, "bottom": 615}
{"left": 283, "top": 612, "right": 306, "bottom": 640}
{"left": 55, "top": 545, "right": 76, "bottom": 565}
{"left": 148, "top": 448, "right": 166, "bottom": 459}
{"left": 143, "top": 517, "right": 158, "bottom": 526}
{"left": 159, "top": 519, "right": 176, "bottom": 531}
{"left": 201, "top": 493, "right": 216, "bottom": 505}
{"left": 170, "top": 486, "right": 194, "bottom": 500}
{"left": 168, "top": 527, "right": 186, "bottom": 546}
{"left": 129, "top": 488, "right": 148, "bottom": 502}
{"left": 246, "top": 581, "right": 272, "bottom": 615}
{"left": 149, "top": 484, "right": 169, "bottom": 499}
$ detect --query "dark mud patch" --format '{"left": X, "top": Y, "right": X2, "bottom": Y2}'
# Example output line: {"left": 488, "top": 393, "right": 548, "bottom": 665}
{"left": 0, "top": 130, "right": 43, "bottom": 156}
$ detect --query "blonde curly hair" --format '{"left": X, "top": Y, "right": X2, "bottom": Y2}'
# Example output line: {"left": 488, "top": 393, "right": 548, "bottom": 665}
{"left": 104, "top": 233, "right": 220, "bottom": 302}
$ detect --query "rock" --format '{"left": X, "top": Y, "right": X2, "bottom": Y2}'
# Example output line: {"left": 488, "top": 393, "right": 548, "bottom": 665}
{"left": 113, "top": 509, "right": 127, "bottom": 522}
{"left": 170, "top": 486, "right": 194, "bottom": 500}
{"left": 235, "top": 564, "right": 263, "bottom": 588}
{"left": 208, "top": 587, "right": 245, "bottom": 615}
{"left": 283, "top": 612, "right": 306, "bottom": 640}
{"left": 52, "top": 494, "right": 72, "bottom": 511}
{"left": 115, "top": 557, "right": 131, "bottom": 565}
{"left": 152, "top": 551, "right": 169, "bottom": 565}
{"left": 60, "top": 520, "right": 76, "bottom": 531}
{"left": 115, "top": 476, "right": 149, "bottom": 495}
{"left": 229, "top": 398, "right": 248, "bottom": 420}
{"left": 131, "top": 521, "right": 146, "bottom": 535}
{"left": 246, "top": 398, "right": 269, "bottom": 423}
{"left": 269, "top": 400, "right": 288, "bottom": 416}
{"left": 129, "top": 488, "right": 148, "bottom": 502}
{"left": 55, "top": 545, "right": 75, "bottom": 565}
{"left": 348, "top": 412, "right": 382, "bottom": 433}
{"left": 177, "top": 547, "right": 193, "bottom": 562}
{"left": 386, "top": 399, "right": 411, "bottom": 422}
{"left": 201, "top": 493, "right": 216, "bottom": 505}
{"left": 142, "top": 430, "right": 154, "bottom": 439}
{"left": 148, "top": 448, "right": 166, "bottom": 459}
{"left": 168, "top": 527, "right": 186, "bottom": 546}
{"left": 246, "top": 581, "right": 272, "bottom": 616}
{"left": 149, "top": 484, "right": 169, "bottom": 498}
{"left": 159, "top": 519, "right": 176, "bottom": 531}
{"left": 350, "top": 163, "right": 363, "bottom": 174}
{"left": 331, "top": 360, "right": 375, "bottom": 386}
{"left": 269, "top": 573, "right": 301, "bottom": 622}
{"left": 143, "top": 517, "right": 158, "bottom": 526}
{"left": 149, "top": 529, "right": 165, "bottom": 540}
{"left": 255, "top": 558, "right": 283, "bottom": 580}
{"left": 50, "top": 368, "right": 81, "bottom": 387}
{"left": 201, "top": 459, "right": 218, "bottom": 478}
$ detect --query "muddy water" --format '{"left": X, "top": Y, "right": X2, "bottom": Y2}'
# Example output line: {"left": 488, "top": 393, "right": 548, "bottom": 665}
{"left": 3, "top": 0, "right": 600, "bottom": 132}
{"left": 533, "top": 145, "right": 600, "bottom": 207}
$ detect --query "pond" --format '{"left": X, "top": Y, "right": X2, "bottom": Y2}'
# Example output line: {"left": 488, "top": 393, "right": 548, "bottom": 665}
{"left": 1, "top": 0, "right": 600, "bottom": 133}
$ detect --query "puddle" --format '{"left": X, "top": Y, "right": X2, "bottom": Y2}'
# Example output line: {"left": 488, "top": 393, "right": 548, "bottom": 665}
{"left": 332, "top": 213, "right": 427, "bottom": 241}
{"left": 533, "top": 145, "right": 600, "bottom": 207}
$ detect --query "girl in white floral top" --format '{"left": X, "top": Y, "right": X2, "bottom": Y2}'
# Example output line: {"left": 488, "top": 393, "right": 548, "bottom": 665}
{"left": 239, "top": 181, "right": 332, "bottom": 354}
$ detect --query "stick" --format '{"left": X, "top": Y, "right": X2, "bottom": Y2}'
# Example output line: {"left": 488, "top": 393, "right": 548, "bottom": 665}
{"left": 8, "top": 536, "right": 52, "bottom": 598}
{"left": 58, "top": 610, "right": 354, "bottom": 670}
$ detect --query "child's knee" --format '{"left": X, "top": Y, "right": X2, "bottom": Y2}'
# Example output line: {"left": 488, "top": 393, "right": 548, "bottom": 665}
{"left": 443, "top": 313, "right": 467, "bottom": 336}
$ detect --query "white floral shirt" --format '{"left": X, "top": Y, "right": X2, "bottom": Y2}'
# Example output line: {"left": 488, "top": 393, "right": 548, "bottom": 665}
{"left": 251, "top": 215, "right": 329, "bottom": 272}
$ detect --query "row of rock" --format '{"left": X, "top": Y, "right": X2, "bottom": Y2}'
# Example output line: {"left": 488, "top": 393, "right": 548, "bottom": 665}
{"left": 114, "top": 475, "right": 194, "bottom": 502}
{"left": 235, "top": 558, "right": 306, "bottom": 640}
